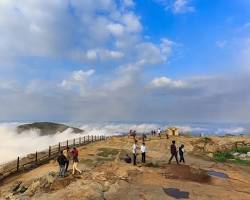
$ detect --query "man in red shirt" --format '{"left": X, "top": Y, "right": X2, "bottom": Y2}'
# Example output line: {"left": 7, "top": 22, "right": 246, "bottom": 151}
{"left": 168, "top": 140, "right": 179, "bottom": 164}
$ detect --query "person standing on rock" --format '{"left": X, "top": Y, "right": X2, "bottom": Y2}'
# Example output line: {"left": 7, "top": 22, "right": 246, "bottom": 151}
{"left": 141, "top": 142, "right": 146, "bottom": 163}
{"left": 179, "top": 144, "right": 185, "bottom": 163}
{"left": 168, "top": 140, "right": 179, "bottom": 164}
{"left": 132, "top": 140, "right": 139, "bottom": 165}
{"left": 71, "top": 147, "right": 82, "bottom": 175}
{"left": 57, "top": 150, "right": 67, "bottom": 177}
{"left": 65, "top": 147, "right": 71, "bottom": 172}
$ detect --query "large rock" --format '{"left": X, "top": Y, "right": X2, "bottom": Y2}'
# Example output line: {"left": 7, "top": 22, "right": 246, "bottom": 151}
{"left": 17, "top": 122, "right": 84, "bottom": 136}
{"left": 104, "top": 180, "right": 129, "bottom": 199}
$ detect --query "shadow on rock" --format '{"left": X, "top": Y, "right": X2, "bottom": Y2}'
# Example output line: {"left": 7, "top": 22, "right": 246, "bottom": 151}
{"left": 163, "top": 188, "right": 189, "bottom": 199}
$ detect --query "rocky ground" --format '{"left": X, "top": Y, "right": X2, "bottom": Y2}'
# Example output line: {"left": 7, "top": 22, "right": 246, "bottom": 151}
{"left": 0, "top": 135, "right": 250, "bottom": 200}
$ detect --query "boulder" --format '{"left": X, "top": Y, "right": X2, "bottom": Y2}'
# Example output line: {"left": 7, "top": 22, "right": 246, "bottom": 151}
{"left": 232, "top": 152, "right": 240, "bottom": 157}
{"left": 247, "top": 152, "right": 250, "bottom": 157}
{"left": 10, "top": 181, "right": 22, "bottom": 193}
{"left": 104, "top": 180, "right": 129, "bottom": 199}
{"left": 239, "top": 154, "right": 247, "bottom": 158}
{"left": 207, "top": 153, "right": 213, "bottom": 158}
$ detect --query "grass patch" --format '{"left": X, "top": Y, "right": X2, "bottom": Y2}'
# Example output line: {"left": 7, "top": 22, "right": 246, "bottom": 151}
{"left": 144, "top": 161, "right": 161, "bottom": 168}
{"left": 97, "top": 148, "right": 119, "bottom": 157}
{"left": 213, "top": 151, "right": 234, "bottom": 162}
{"left": 80, "top": 159, "right": 94, "bottom": 166}
{"left": 231, "top": 158, "right": 250, "bottom": 166}
{"left": 232, "top": 147, "right": 250, "bottom": 154}
{"left": 119, "top": 149, "right": 129, "bottom": 160}
{"left": 96, "top": 157, "right": 115, "bottom": 162}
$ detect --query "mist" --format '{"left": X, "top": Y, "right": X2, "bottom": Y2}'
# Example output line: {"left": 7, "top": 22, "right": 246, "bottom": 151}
{"left": 0, "top": 122, "right": 248, "bottom": 164}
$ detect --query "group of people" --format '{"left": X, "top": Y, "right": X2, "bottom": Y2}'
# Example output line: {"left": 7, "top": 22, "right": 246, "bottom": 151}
{"left": 57, "top": 147, "right": 82, "bottom": 177}
{"left": 124, "top": 140, "right": 146, "bottom": 165}
{"left": 151, "top": 128, "right": 169, "bottom": 139}
{"left": 127, "top": 138, "right": 185, "bottom": 166}
{"left": 168, "top": 140, "right": 185, "bottom": 164}
{"left": 57, "top": 134, "right": 185, "bottom": 177}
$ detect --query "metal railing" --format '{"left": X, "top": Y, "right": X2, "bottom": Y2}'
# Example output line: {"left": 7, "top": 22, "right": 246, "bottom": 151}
{"left": 0, "top": 135, "right": 107, "bottom": 182}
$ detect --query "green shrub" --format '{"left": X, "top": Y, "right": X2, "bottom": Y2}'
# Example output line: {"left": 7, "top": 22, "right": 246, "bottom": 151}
{"left": 213, "top": 151, "right": 234, "bottom": 162}
{"left": 232, "top": 147, "right": 250, "bottom": 154}
{"left": 232, "top": 157, "right": 250, "bottom": 166}
{"left": 97, "top": 148, "right": 119, "bottom": 157}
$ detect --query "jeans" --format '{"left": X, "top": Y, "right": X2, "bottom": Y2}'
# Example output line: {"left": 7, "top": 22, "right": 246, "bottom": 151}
{"left": 168, "top": 153, "right": 179, "bottom": 164}
{"left": 179, "top": 154, "right": 185, "bottom": 163}
{"left": 141, "top": 152, "right": 146, "bottom": 163}
{"left": 59, "top": 165, "right": 66, "bottom": 177}
{"left": 133, "top": 153, "right": 137, "bottom": 165}
{"left": 65, "top": 160, "right": 69, "bottom": 172}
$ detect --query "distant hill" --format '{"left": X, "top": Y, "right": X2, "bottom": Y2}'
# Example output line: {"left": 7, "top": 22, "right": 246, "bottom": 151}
{"left": 16, "top": 122, "right": 84, "bottom": 136}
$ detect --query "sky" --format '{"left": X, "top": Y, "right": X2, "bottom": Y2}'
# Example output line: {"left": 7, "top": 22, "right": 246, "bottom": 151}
{"left": 0, "top": 0, "right": 250, "bottom": 123}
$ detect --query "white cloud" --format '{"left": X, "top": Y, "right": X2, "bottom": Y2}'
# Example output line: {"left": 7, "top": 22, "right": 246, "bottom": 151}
{"left": 150, "top": 76, "right": 186, "bottom": 88}
{"left": 173, "top": 0, "right": 195, "bottom": 14}
{"left": 122, "top": 13, "right": 142, "bottom": 33}
{"left": 107, "top": 23, "right": 125, "bottom": 36}
{"left": 60, "top": 69, "right": 95, "bottom": 92}
{"left": 215, "top": 127, "right": 245, "bottom": 135}
{"left": 86, "top": 50, "right": 98, "bottom": 60}
{"left": 154, "top": 0, "right": 195, "bottom": 14}
{"left": 123, "top": 0, "right": 135, "bottom": 7}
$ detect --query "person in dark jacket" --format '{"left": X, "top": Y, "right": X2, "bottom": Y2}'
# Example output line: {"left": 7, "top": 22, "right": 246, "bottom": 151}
{"left": 179, "top": 144, "right": 185, "bottom": 163}
{"left": 65, "top": 147, "right": 71, "bottom": 172}
{"left": 57, "top": 150, "right": 67, "bottom": 177}
{"left": 168, "top": 140, "right": 179, "bottom": 164}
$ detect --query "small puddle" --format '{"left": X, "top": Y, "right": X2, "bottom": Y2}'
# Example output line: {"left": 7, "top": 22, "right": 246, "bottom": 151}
{"left": 163, "top": 188, "right": 189, "bottom": 199}
{"left": 207, "top": 171, "right": 229, "bottom": 179}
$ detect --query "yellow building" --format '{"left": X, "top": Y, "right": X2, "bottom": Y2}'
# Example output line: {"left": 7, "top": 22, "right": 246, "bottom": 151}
{"left": 167, "top": 127, "right": 179, "bottom": 136}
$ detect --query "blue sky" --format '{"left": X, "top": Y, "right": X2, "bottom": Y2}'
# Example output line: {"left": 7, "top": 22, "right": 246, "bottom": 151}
{"left": 0, "top": 0, "right": 250, "bottom": 122}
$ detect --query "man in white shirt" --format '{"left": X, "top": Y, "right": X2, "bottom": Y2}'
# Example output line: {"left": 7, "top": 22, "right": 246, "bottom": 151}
{"left": 157, "top": 128, "right": 161, "bottom": 138}
{"left": 132, "top": 140, "right": 139, "bottom": 165}
{"left": 141, "top": 142, "right": 146, "bottom": 163}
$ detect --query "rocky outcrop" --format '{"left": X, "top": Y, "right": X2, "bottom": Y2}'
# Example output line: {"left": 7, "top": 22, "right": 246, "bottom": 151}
{"left": 17, "top": 122, "right": 84, "bottom": 136}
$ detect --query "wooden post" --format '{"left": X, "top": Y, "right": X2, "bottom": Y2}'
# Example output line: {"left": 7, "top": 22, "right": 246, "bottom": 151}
{"left": 35, "top": 151, "right": 38, "bottom": 163}
{"left": 49, "top": 146, "right": 51, "bottom": 158}
{"left": 88, "top": 135, "right": 89, "bottom": 142}
{"left": 17, "top": 157, "right": 20, "bottom": 172}
{"left": 91, "top": 135, "right": 93, "bottom": 142}
{"left": 58, "top": 142, "right": 61, "bottom": 153}
{"left": 73, "top": 139, "right": 75, "bottom": 146}
{"left": 66, "top": 140, "right": 68, "bottom": 148}
{"left": 95, "top": 135, "right": 96, "bottom": 141}
{"left": 79, "top": 137, "right": 81, "bottom": 145}
{"left": 84, "top": 136, "right": 85, "bottom": 143}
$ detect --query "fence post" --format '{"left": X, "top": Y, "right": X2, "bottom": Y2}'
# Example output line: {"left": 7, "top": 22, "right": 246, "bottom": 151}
{"left": 92, "top": 135, "right": 93, "bottom": 142}
{"left": 79, "top": 137, "right": 81, "bottom": 145}
{"left": 35, "top": 151, "right": 38, "bottom": 163}
{"left": 58, "top": 142, "right": 61, "bottom": 153}
{"left": 84, "top": 136, "right": 85, "bottom": 143}
{"left": 88, "top": 135, "right": 89, "bottom": 142}
{"left": 73, "top": 139, "right": 75, "bottom": 146}
{"left": 49, "top": 146, "right": 51, "bottom": 158}
{"left": 67, "top": 140, "right": 68, "bottom": 148}
{"left": 17, "top": 157, "right": 20, "bottom": 172}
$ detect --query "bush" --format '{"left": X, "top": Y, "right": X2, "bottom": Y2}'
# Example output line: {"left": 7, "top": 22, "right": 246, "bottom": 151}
{"left": 232, "top": 158, "right": 250, "bottom": 166}
{"left": 232, "top": 147, "right": 250, "bottom": 154}
{"left": 213, "top": 151, "right": 234, "bottom": 162}
{"left": 97, "top": 148, "right": 119, "bottom": 157}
